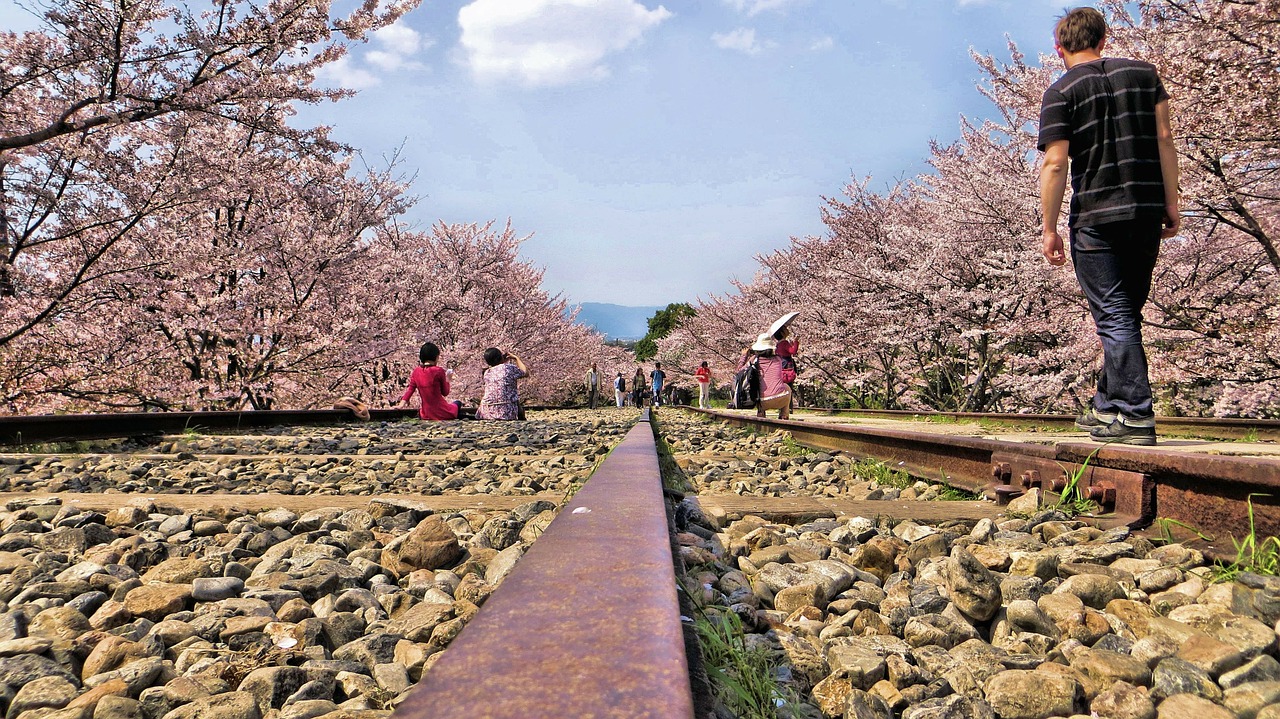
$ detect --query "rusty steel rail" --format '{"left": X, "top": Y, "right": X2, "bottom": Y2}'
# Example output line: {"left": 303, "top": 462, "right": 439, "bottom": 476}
{"left": 0, "top": 408, "right": 424, "bottom": 445}
{"left": 393, "top": 412, "right": 694, "bottom": 719}
{"left": 798, "top": 406, "right": 1280, "bottom": 441}
{"left": 0, "top": 405, "right": 589, "bottom": 445}
{"left": 683, "top": 407, "right": 1280, "bottom": 550}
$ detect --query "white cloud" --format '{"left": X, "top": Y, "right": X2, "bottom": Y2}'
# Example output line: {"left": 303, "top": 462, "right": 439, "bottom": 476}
{"left": 809, "top": 35, "right": 834, "bottom": 52}
{"left": 315, "top": 21, "right": 431, "bottom": 88}
{"left": 722, "top": 0, "right": 807, "bottom": 17}
{"left": 457, "top": 0, "right": 672, "bottom": 87}
{"left": 316, "top": 55, "right": 381, "bottom": 90}
{"left": 712, "top": 27, "right": 763, "bottom": 55}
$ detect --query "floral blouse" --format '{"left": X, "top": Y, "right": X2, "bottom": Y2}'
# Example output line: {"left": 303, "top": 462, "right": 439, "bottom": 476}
{"left": 476, "top": 363, "right": 527, "bottom": 420}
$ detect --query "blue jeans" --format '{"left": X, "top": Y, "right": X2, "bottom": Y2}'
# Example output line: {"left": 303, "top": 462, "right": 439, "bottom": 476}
{"left": 1071, "top": 220, "right": 1161, "bottom": 419}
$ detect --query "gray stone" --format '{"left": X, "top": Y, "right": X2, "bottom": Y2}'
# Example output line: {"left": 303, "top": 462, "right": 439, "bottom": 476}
{"left": 1155, "top": 693, "right": 1235, "bottom": 719}
{"left": 902, "top": 695, "right": 995, "bottom": 719}
{"left": 1220, "top": 654, "right": 1280, "bottom": 689}
{"left": 160, "top": 691, "right": 261, "bottom": 719}
{"left": 0, "top": 654, "right": 79, "bottom": 689}
{"left": 946, "top": 546, "right": 1000, "bottom": 622}
{"left": 191, "top": 578, "right": 244, "bottom": 603}
{"left": 1223, "top": 681, "right": 1280, "bottom": 719}
{"left": 237, "top": 667, "right": 308, "bottom": 715}
{"left": 1090, "top": 681, "right": 1154, "bottom": 719}
{"left": 1150, "top": 657, "right": 1222, "bottom": 703}
{"left": 332, "top": 634, "right": 400, "bottom": 672}
{"left": 92, "top": 695, "right": 144, "bottom": 719}
{"left": 7, "top": 676, "right": 78, "bottom": 718}
{"left": 983, "top": 669, "right": 1079, "bottom": 719}
{"left": 483, "top": 544, "right": 524, "bottom": 586}
{"left": 1056, "top": 573, "right": 1127, "bottom": 610}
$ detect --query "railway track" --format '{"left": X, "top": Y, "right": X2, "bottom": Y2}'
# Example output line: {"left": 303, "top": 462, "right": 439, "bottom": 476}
{"left": 0, "top": 406, "right": 1275, "bottom": 718}
{"left": 798, "top": 407, "right": 1280, "bottom": 442}
{"left": 694, "top": 407, "right": 1280, "bottom": 552}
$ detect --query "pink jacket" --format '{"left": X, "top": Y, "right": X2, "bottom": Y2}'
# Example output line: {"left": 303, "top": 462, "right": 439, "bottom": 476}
{"left": 401, "top": 365, "right": 459, "bottom": 420}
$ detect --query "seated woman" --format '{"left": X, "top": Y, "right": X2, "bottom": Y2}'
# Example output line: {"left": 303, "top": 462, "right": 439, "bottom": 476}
{"left": 476, "top": 347, "right": 529, "bottom": 420}
{"left": 746, "top": 333, "right": 791, "bottom": 420}
{"left": 394, "top": 342, "right": 460, "bottom": 420}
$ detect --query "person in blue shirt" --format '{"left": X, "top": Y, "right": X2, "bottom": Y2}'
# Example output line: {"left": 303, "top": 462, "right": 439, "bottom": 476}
{"left": 650, "top": 363, "right": 666, "bottom": 407}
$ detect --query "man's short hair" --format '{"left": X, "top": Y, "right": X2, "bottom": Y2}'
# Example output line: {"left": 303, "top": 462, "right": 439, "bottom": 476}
{"left": 1055, "top": 7, "right": 1107, "bottom": 53}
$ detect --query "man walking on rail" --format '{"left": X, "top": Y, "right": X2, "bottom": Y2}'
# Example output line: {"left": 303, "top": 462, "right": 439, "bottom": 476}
{"left": 1038, "top": 6, "right": 1179, "bottom": 446}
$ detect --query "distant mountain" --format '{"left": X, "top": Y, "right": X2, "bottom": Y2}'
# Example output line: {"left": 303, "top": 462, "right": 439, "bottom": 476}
{"left": 572, "top": 302, "right": 661, "bottom": 341}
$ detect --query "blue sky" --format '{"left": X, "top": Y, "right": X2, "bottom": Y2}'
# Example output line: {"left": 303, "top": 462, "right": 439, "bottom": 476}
{"left": 3, "top": 0, "right": 1067, "bottom": 307}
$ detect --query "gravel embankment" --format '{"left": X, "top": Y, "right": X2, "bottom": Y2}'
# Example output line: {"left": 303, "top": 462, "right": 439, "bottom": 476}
{"left": 664, "top": 419, "right": 1280, "bottom": 719}
{"left": 0, "top": 410, "right": 636, "bottom": 719}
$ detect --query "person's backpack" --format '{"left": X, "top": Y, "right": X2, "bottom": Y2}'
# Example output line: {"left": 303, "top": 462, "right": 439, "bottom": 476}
{"left": 728, "top": 358, "right": 760, "bottom": 409}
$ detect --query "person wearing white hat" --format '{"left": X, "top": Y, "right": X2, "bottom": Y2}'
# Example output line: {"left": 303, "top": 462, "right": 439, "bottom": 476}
{"left": 746, "top": 332, "right": 792, "bottom": 420}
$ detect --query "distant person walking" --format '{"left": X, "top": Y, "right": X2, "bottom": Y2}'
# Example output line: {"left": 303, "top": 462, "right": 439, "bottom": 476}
{"left": 650, "top": 362, "right": 667, "bottom": 407}
{"left": 393, "top": 342, "right": 460, "bottom": 421}
{"left": 476, "top": 348, "right": 528, "bottom": 421}
{"left": 632, "top": 368, "right": 645, "bottom": 408}
{"left": 614, "top": 372, "right": 626, "bottom": 407}
{"left": 1038, "top": 6, "right": 1179, "bottom": 446}
{"left": 694, "top": 361, "right": 712, "bottom": 409}
{"left": 584, "top": 362, "right": 600, "bottom": 409}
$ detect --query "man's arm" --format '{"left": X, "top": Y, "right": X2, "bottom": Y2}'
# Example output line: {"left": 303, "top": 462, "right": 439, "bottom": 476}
{"left": 1155, "top": 99, "right": 1180, "bottom": 238}
{"left": 1039, "top": 139, "right": 1070, "bottom": 266}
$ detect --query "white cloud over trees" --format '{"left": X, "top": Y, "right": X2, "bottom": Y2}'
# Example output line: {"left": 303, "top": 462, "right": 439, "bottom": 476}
{"left": 457, "top": 0, "right": 672, "bottom": 87}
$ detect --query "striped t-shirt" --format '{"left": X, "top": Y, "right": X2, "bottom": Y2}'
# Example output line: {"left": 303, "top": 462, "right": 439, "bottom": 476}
{"left": 1038, "top": 57, "right": 1169, "bottom": 228}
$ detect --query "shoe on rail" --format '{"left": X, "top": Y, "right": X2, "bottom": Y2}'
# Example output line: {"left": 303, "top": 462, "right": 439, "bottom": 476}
{"left": 1089, "top": 416, "right": 1157, "bottom": 446}
{"left": 1075, "top": 407, "right": 1117, "bottom": 431}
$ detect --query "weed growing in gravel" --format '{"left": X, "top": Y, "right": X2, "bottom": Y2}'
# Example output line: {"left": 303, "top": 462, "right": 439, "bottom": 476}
{"left": 693, "top": 609, "right": 798, "bottom": 719}
{"left": 1154, "top": 517, "right": 1213, "bottom": 545}
{"left": 1054, "top": 447, "right": 1102, "bottom": 517}
{"left": 777, "top": 436, "right": 810, "bottom": 457}
{"left": 651, "top": 420, "right": 695, "bottom": 494}
{"left": 9, "top": 439, "right": 94, "bottom": 453}
{"left": 1211, "top": 495, "right": 1280, "bottom": 582}
{"left": 936, "top": 485, "right": 982, "bottom": 501}
{"left": 852, "top": 458, "right": 912, "bottom": 489}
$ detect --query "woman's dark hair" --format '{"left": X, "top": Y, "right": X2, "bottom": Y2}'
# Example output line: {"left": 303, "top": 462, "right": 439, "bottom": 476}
{"left": 483, "top": 347, "right": 505, "bottom": 367}
{"left": 420, "top": 342, "right": 440, "bottom": 364}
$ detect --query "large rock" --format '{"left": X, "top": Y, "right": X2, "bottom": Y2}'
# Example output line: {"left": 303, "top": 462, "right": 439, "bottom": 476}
{"left": 237, "top": 667, "right": 309, "bottom": 715}
{"left": 1155, "top": 693, "right": 1235, "bottom": 719}
{"left": 8, "top": 675, "right": 79, "bottom": 716}
{"left": 983, "top": 669, "right": 1079, "bottom": 719}
{"left": 123, "top": 584, "right": 192, "bottom": 621}
{"left": 160, "top": 691, "right": 261, "bottom": 719}
{"left": 0, "top": 653, "right": 80, "bottom": 690}
{"left": 946, "top": 547, "right": 1000, "bottom": 622}
{"left": 380, "top": 517, "right": 462, "bottom": 577}
{"left": 1090, "top": 681, "right": 1155, "bottom": 719}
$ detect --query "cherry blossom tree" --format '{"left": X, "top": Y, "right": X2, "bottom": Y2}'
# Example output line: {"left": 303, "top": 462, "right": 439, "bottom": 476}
{"left": 347, "top": 220, "right": 628, "bottom": 409}
{"left": 0, "top": 0, "right": 419, "bottom": 350}
{"left": 667, "top": 0, "right": 1279, "bottom": 417}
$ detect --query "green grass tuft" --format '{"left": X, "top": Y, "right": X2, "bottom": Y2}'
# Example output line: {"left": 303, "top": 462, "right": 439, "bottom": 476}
{"left": 693, "top": 610, "right": 796, "bottom": 719}
{"left": 1211, "top": 494, "right": 1280, "bottom": 582}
